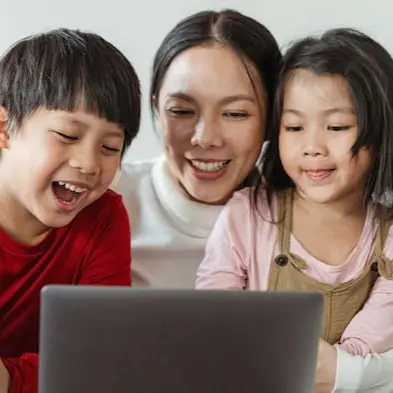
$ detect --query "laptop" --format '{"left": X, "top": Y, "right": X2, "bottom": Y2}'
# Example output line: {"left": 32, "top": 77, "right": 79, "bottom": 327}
{"left": 39, "top": 286, "right": 323, "bottom": 393}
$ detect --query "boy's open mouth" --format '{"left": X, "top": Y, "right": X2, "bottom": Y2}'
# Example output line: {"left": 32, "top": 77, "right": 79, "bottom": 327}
{"left": 52, "top": 181, "right": 88, "bottom": 206}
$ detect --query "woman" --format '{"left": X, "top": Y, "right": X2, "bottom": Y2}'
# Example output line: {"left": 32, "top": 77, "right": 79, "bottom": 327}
{"left": 114, "top": 9, "right": 280, "bottom": 288}
{"left": 114, "top": 9, "right": 393, "bottom": 393}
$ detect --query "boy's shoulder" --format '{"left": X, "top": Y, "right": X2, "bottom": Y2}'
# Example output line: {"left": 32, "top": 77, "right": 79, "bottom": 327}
{"left": 73, "top": 189, "right": 127, "bottom": 229}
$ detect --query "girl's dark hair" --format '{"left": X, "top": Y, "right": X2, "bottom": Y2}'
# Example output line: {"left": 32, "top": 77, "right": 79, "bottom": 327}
{"left": 0, "top": 28, "right": 141, "bottom": 155}
{"left": 259, "top": 28, "right": 393, "bottom": 215}
{"left": 150, "top": 9, "right": 282, "bottom": 187}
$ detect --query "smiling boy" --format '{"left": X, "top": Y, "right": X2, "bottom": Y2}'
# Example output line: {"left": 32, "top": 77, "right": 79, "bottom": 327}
{"left": 0, "top": 28, "right": 140, "bottom": 393}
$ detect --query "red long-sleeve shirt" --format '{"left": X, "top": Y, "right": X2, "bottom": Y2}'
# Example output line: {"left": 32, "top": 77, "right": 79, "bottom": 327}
{"left": 0, "top": 190, "right": 132, "bottom": 393}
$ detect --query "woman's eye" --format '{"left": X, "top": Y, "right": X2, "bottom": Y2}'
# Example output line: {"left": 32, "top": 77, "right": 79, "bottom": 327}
{"left": 167, "top": 108, "right": 194, "bottom": 117}
{"left": 223, "top": 111, "right": 249, "bottom": 119}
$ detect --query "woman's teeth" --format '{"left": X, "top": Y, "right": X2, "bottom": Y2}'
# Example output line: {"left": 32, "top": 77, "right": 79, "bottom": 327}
{"left": 56, "top": 181, "right": 87, "bottom": 193}
{"left": 190, "top": 160, "right": 229, "bottom": 172}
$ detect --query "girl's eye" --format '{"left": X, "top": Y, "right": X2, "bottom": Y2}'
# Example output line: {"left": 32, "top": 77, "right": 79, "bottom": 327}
{"left": 327, "top": 125, "right": 352, "bottom": 131}
{"left": 284, "top": 126, "right": 303, "bottom": 132}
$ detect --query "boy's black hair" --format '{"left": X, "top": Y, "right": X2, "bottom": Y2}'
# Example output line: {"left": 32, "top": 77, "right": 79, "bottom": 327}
{"left": 150, "top": 9, "right": 282, "bottom": 187}
{"left": 259, "top": 28, "right": 393, "bottom": 216}
{"left": 0, "top": 28, "right": 141, "bottom": 155}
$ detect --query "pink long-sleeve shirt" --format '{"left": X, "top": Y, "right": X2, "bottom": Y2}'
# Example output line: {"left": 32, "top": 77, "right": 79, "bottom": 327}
{"left": 196, "top": 188, "right": 393, "bottom": 357}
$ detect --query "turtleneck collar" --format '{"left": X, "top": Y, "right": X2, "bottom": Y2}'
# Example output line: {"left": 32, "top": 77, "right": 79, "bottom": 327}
{"left": 151, "top": 155, "right": 224, "bottom": 238}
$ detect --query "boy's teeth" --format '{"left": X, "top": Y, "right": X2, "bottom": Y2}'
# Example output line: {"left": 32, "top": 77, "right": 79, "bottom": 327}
{"left": 191, "top": 160, "right": 228, "bottom": 172}
{"left": 57, "top": 181, "right": 87, "bottom": 193}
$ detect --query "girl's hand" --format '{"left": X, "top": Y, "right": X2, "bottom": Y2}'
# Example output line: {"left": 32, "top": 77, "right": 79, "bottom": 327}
{"left": 315, "top": 339, "right": 337, "bottom": 393}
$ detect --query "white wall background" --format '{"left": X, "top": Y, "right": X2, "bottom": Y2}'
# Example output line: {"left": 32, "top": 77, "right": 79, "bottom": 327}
{"left": 2, "top": 0, "right": 392, "bottom": 163}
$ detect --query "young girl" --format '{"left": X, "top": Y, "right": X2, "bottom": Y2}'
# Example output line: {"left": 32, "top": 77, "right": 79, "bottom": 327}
{"left": 196, "top": 28, "right": 393, "bottom": 390}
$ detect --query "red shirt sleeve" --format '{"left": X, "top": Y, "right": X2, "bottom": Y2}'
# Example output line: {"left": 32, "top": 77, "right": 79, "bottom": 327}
{"left": 2, "top": 193, "right": 132, "bottom": 393}
{"left": 77, "top": 192, "right": 132, "bottom": 286}
{"left": 2, "top": 354, "right": 37, "bottom": 393}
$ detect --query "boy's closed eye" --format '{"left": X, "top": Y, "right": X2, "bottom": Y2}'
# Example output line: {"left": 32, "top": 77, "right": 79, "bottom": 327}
{"left": 53, "top": 131, "right": 77, "bottom": 141}
{"left": 103, "top": 146, "right": 121, "bottom": 153}
{"left": 52, "top": 130, "right": 121, "bottom": 153}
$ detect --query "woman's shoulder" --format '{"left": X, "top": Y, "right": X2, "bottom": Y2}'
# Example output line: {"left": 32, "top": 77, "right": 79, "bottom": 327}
{"left": 117, "top": 158, "right": 156, "bottom": 182}
{"left": 111, "top": 158, "right": 157, "bottom": 193}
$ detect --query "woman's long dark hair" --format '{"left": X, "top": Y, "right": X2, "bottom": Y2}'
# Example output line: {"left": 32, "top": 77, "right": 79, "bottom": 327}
{"left": 150, "top": 9, "right": 282, "bottom": 187}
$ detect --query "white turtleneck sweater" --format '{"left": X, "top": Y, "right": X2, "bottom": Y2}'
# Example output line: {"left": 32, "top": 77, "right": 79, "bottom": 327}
{"left": 112, "top": 155, "right": 223, "bottom": 288}
{"left": 112, "top": 155, "right": 393, "bottom": 393}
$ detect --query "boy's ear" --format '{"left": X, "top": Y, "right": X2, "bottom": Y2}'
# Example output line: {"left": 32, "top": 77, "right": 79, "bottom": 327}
{"left": 0, "top": 106, "right": 9, "bottom": 149}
